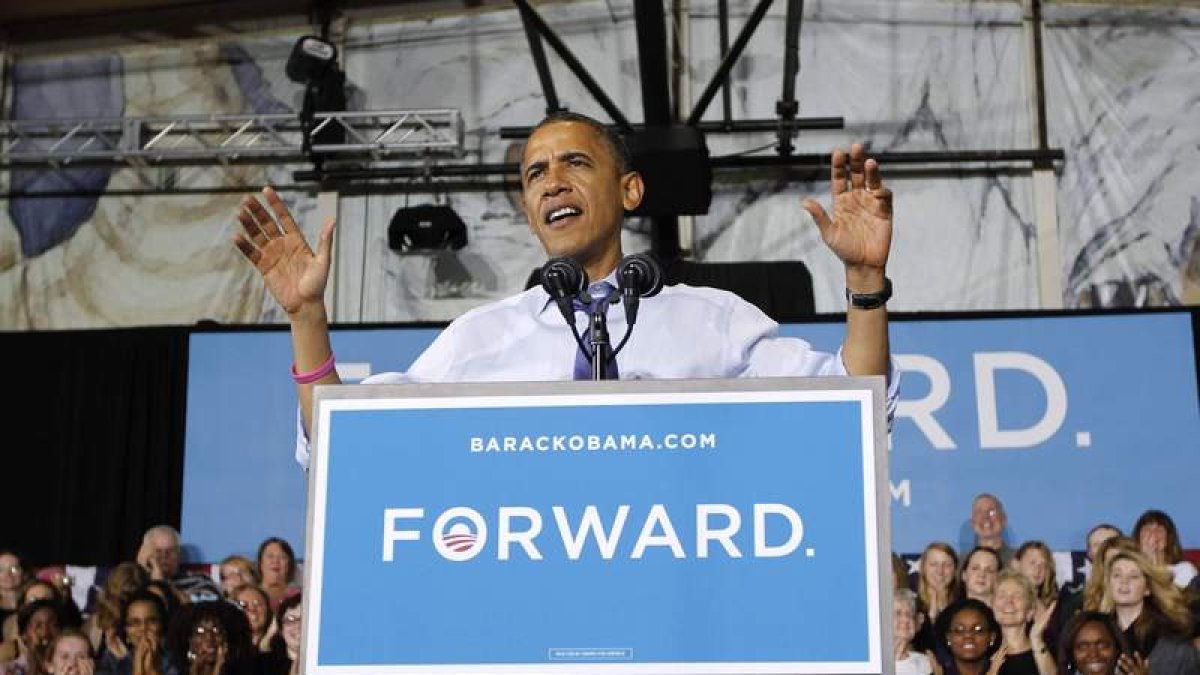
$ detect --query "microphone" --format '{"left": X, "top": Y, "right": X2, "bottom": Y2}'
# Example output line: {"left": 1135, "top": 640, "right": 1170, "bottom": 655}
{"left": 616, "top": 253, "right": 663, "bottom": 326}
{"left": 540, "top": 257, "right": 588, "bottom": 325}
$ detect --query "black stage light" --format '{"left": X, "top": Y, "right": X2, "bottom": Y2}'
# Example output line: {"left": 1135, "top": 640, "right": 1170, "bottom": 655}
{"left": 388, "top": 205, "right": 469, "bottom": 252}
{"left": 286, "top": 36, "right": 338, "bottom": 83}
{"left": 286, "top": 36, "right": 346, "bottom": 152}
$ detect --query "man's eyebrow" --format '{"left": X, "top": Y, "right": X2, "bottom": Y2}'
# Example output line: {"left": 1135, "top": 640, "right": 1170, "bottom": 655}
{"left": 523, "top": 159, "right": 547, "bottom": 178}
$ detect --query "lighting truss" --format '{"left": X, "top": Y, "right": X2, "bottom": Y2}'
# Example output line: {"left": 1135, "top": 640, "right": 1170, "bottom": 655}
{"left": 0, "top": 109, "right": 464, "bottom": 168}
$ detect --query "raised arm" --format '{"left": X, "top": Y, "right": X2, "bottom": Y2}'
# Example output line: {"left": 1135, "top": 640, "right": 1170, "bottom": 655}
{"left": 233, "top": 186, "right": 339, "bottom": 436}
{"left": 802, "top": 144, "right": 892, "bottom": 378}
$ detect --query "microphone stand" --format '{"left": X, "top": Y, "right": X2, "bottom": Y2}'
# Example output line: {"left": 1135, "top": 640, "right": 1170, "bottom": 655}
{"left": 588, "top": 291, "right": 616, "bottom": 381}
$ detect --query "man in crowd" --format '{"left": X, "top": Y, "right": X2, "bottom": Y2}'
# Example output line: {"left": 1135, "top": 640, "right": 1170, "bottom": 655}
{"left": 136, "top": 526, "right": 220, "bottom": 603}
{"left": 233, "top": 111, "right": 899, "bottom": 464}
{"left": 968, "top": 493, "right": 1014, "bottom": 566}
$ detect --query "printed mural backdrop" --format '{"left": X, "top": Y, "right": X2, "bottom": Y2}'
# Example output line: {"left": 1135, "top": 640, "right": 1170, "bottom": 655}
{"left": 1, "top": 1, "right": 1197, "bottom": 327}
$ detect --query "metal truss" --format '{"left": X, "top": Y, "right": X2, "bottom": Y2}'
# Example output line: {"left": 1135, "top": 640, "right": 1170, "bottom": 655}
{"left": 0, "top": 109, "right": 464, "bottom": 169}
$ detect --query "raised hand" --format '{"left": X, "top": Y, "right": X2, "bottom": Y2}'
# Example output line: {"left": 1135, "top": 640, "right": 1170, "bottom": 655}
{"left": 802, "top": 144, "right": 893, "bottom": 280}
{"left": 985, "top": 643, "right": 1011, "bottom": 675}
{"left": 1031, "top": 599, "right": 1057, "bottom": 645}
{"left": 233, "top": 186, "right": 335, "bottom": 316}
{"left": 1118, "top": 652, "right": 1149, "bottom": 675}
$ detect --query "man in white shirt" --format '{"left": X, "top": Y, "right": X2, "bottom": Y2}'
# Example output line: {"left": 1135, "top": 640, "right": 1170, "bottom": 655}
{"left": 234, "top": 112, "right": 898, "bottom": 455}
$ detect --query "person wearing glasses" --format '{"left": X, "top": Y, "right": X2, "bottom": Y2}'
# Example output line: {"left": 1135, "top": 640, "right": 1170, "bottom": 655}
{"left": 259, "top": 595, "right": 301, "bottom": 675}
{"left": 164, "top": 603, "right": 251, "bottom": 675}
{"left": 83, "top": 563, "right": 148, "bottom": 659}
{"left": 229, "top": 587, "right": 271, "bottom": 653}
{"left": 930, "top": 598, "right": 1001, "bottom": 675}
{"left": 967, "top": 495, "right": 1014, "bottom": 567}
{"left": 95, "top": 592, "right": 173, "bottom": 675}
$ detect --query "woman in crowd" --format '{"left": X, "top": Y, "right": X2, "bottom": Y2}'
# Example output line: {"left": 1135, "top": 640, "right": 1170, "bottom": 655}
{"left": 1133, "top": 511, "right": 1198, "bottom": 588}
{"left": 0, "top": 553, "right": 25, "bottom": 633}
{"left": 259, "top": 595, "right": 301, "bottom": 675}
{"left": 1014, "top": 542, "right": 1057, "bottom": 613}
{"left": 83, "top": 564, "right": 149, "bottom": 657}
{"left": 960, "top": 547, "right": 1002, "bottom": 607}
{"left": 96, "top": 591, "right": 173, "bottom": 675}
{"left": 0, "top": 600, "right": 61, "bottom": 675}
{"left": 215, "top": 561, "right": 255, "bottom": 602}
{"left": 895, "top": 588, "right": 932, "bottom": 675}
{"left": 915, "top": 543, "right": 962, "bottom": 651}
{"left": 42, "top": 630, "right": 93, "bottom": 675}
{"left": 931, "top": 598, "right": 1001, "bottom": 675}
{"left": 1057, "top": 611, "right": 1148, "bottom": 675}
{"left": 1083, "top": 537, "right": 1141, "bottom": 613}
{"left": 989, "top": 570, "right": 1055, "bottom": 675}
{"left": 254, "top": 541, "right": 296, "bottom": 612}
{"left": 230, "top": 587, "right": 271, "bottom": 653}
{"left": 165, "top": 602, "right": 252, "bottom": 675}
{"left": 1101, "top": 549, "right": 1198, "bottom": 675}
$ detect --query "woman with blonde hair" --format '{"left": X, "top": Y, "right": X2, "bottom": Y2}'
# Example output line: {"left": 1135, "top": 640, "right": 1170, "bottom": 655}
{"left": 1014, "top": 542, "right": 1057, "bottom": 613}
{"left": 989, "top": 570, "right": 1056, "bottom": 675}
{"left": 1100, "top": 549, "right": 1198, "bottom": 675}
{"left": 1083, "top": 536, "right": 1141, "bottom": 613}
{"left": 919, "top": 544, "right": 963, "bottom": 622}
{"left": 914, "top": 543, "right": 962, "bottom": 652}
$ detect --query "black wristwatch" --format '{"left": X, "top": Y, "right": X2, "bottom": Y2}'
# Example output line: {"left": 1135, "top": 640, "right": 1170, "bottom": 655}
{"left": 846, "top": 277, "right": 892, "bottom": 310}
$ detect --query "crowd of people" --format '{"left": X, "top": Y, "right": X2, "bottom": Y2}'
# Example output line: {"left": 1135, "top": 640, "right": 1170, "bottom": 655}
{"left": 893, "top": 495, "right": 1200, "bottom": 675}
{"left": 2, "top": 495, "right": 1197, "bottom": 675}
{"left": 0, "top": 529, "right": 302, "bottom": 675}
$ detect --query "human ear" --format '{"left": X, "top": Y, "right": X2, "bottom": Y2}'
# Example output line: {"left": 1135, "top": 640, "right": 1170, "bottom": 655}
{"left": 620, "top": 171, "right": 645, "bottom": 211}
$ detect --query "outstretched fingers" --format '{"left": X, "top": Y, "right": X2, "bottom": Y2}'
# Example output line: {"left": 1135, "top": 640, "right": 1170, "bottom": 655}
{"left": 831, "top": 149, "right": 849, "bottom": 196}
{"left": 849, "top": 143, "right": 867, "bottom": 190}
{"left": 802, "top": 198, "right": 834, "bottom": 241}
{"left": 263, "top": 185, "right": 299, "bottom": 234}
{"left": 233, "top": 232, "right": 261, "bottom": 264}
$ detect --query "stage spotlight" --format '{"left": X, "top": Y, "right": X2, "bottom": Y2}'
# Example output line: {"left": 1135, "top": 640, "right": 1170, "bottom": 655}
{"left": 388, "top": 205, "right": 468, "bottom": 253}
{"left": 286, "top": 35, "right": 346, "bottom": 154}
{"left": 286, "top": 36, "right": 338, "bottom": 83}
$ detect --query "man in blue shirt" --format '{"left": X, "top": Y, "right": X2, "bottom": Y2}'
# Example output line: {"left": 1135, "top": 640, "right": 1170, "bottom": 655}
{"left": 234, "top": 112, "right": 897, "bottom": 448}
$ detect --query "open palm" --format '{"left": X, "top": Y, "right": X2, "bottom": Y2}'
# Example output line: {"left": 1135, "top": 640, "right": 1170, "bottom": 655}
{"left": 803, "top": 143, "right": 892, "bottom": 274}
{"left": 234, "top": 186, "right": 335, "bottom": 315}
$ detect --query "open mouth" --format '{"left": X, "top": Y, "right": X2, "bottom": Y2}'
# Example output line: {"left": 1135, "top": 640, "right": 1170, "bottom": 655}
{"left": 545, "top": 205, "right": 582, "bottom": 225}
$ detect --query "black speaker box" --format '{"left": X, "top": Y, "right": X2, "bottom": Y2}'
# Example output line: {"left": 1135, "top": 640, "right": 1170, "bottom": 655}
{"left": 388, "top": 204, "right": 468, "bottom": 252}
{"left": 624, "top": 125, "right": 712, "bottom": 216}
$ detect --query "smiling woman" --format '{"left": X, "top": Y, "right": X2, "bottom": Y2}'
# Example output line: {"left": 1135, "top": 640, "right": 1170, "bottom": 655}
{"left": 1056, "top": 612, "right": 1144, "bottom": 675}
{"left": 932, "top": 598, "right": 1001, "bottom": 675}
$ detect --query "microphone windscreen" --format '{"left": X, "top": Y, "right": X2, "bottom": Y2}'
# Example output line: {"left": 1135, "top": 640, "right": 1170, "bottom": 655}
{"left": 617, "top": 253, "right": 664, "bottom": 298}
{"left": 540, "top": 257, "right": 588, "bottom": 299}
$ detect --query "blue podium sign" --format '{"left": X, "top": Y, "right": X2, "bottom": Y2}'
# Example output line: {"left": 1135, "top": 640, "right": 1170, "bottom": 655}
{"left": 302, "top": 378, "right": 890, "bottom": 675}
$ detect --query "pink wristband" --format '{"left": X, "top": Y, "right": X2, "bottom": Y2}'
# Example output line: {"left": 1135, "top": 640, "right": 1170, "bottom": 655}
{"left": 292, "top": 353, "right": 336, "bottom": 384}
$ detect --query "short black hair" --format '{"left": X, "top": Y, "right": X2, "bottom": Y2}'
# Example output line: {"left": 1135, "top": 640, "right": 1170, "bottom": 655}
{"left": 117, "top": 590, "right": 168, "bottom": 645}
{"left": 1057, "top": 611, "right": 1130, "bottom": 674}
{"left": 525, "top": 111, "right": 633, "bottom": 176}
{"left": 933, "top": 597, "right": 1001, "bottom": 668}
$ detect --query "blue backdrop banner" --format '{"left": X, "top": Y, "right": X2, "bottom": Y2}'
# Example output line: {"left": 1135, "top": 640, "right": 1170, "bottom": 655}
{"left": 301, "top": 381, "right": 887, "bottom": 674}
{"left": 182, "top": 311, "right": 1200, "bottom": 562}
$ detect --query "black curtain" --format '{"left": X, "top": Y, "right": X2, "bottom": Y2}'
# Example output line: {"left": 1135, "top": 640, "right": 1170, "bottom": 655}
{"left": 3, "top": 327, "right": 188, "bottom": 566}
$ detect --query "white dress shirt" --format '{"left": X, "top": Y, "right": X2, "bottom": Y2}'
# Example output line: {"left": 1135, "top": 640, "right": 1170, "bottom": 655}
{"left": 296, "top": 280, "right": 900, "bottom": 469}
